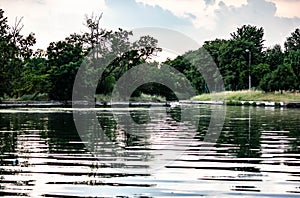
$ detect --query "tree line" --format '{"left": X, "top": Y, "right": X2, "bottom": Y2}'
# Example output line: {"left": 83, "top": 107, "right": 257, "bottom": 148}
{"left": 0, "top": 9, "right": 161, "bottom": 101}
{"left": 0, "top": 8, "right": 299, "bottom": 101}
{"left": 166, "top": 25, "right": 300, "bottom": 94}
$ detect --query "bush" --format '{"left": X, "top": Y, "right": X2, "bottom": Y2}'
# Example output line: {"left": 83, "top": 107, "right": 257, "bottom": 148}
{"left": 275, "top": 102, "right": 281, "bottom": 107}
{"left": 19, "top": 93, "right": 49, "bottom": 101}
{"left": 226, "top": 100, "right": 242, "bottom": 106}
{"left": 243, "top": 101, "right": 251, "bottom": 106}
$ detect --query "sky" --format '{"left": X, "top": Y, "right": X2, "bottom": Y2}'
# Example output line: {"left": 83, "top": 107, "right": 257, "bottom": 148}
{"left": 0, "top": 0, "right": 300, "bottom": 54}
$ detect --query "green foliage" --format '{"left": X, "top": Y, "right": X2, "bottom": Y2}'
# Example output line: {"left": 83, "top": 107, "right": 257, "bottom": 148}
{"left": 193, "top": 90, "right": 300, "bottom": 102}
{"left": 284, "top": 28, "right": 300, "bottom": 51}
{"left": 97, "top": 75, "right": 115, "bottom": 95}
{"left": 164, "top": 55, "right": 205, "bottom": 94}
{"left": 264, "top": 44, "right": 284, "bottom": 71}
{"left": 275, "top": 63, "right": 298, "bottom": 93}
{"left": 230, "top": 25, "right": 265, "bottom": 53}
{"left": 46, "top": 39, "right": 84, "bottom": 101}
{"left": 274, "top": 102, "right": 281, "bottom": 107}
{"left": 1, "top": 6, "right": 300, "bottom": 101}
{"left": 44, "top": 14, "right": 160, "bottom": 101}
{"left": 259, "top": 72, "right": 274, "bottom": 92}
{"left": 203, "top": 39, "right": 227, "bottom": 67}
{"left": 48, "top": 61, "right": 82, "bottom": 101}
{"left": 260, "top": 62, "right": 297, "bottom": 93}
{"left": 226, "top": 100, "right": 242, "bottom": 106}
{"left": 19, "top": 93, "right": 48, "bottom": 101}
{"left": 251, "top": 63, "right": 270, "bottom": 88}
{"left": 243, "top": 101, "right": 251, "bottom": 106}
{"left": 285, "top": 50, "right": 300, "bottom": 90}
{"left": 0, "top": 9, "right": 36, "bottom": 98}
{"left": 218, "top": 38, "right": 251, "bottom": 90}
{"left": 17, "top": 57, "right": 50, "bottom": 97}
{"left": 167, "top": 24, "right": 300, "bottom": 95}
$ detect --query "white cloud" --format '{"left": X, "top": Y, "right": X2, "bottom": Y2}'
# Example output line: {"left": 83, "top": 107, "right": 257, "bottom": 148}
{"left": 0, "top": 0, "right": 299, "bottom": 50}
{"left": 212, "top": 0, "right": 300, "bottom": 47}
{"left": 267, "top": 0, "right": 300, "bottom": 18}
{"left": 135, "top": 0, "right": 300, "bottom": 47}
{"left": 135, "top": 0, "right": 214, "bottom": 30}
{"left": 135, "top": 0, "right": 249, "bottom": 30}
{"left": 0, "top": 0, "right": 107, "bottom": 49}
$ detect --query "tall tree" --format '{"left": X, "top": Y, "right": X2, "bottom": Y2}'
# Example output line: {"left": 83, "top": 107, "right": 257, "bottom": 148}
{"left": 282, "top": 28, "right": 300, "bottom": 91}
{"left": 264, "top": 44, "right": 284, "bottom": 71}
{"left": 0, "top": 9, "right": 36, "bottom": 98}
{"left": 46, "top": 39, "right": 85, "bottom": 101}
{"left": 218, "top": 38, "right": 251, "bottom": 90}
{"left": 18, "top": 57, "right": 50, "bottom": 98}
{"left": 284, "top": 50, "right": 300, "bottom": 90}
{"left": 230, "top": 25, "right": 265, "bottom": 64}
{"left": 203, "top": 39, "right": 228, "bottom": 68}
{"left": 80, "top": 14, "right": 161, "bottom": 95}
{"left": 284, "top": 28, "right": 300, "bottom": 52}
{"left": 43, "top": 13, "right": 161, "bottom": 101}
{"left": 0, "top": 9, "right": 12, "bottom": 98}
{"left": 260, "top": 62, "right": 297, "bottom": 93}
{"left": 231, "top": 25, "right": 265, "bottom": 51}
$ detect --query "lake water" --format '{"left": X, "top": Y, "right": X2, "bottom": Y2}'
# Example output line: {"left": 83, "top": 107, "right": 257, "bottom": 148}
{"left": 0, "top": 105, "right": 300, "bottom": 197}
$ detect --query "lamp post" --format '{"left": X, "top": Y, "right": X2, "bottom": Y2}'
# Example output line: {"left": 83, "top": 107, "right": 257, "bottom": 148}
{"left": 245, "top": 49, "right": 252, "bottom": 155}
{"left": 245, "top": 49, "right": 251, "bottom": 91}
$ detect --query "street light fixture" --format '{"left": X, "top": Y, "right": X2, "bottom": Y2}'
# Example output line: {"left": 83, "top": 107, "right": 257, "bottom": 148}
{"left": 245, "top": 49, "right": 251, "bottom": 91}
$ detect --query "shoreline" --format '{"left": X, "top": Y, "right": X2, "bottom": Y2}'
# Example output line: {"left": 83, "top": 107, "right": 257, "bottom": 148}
{"left": 1, "top": 100, "right": 300, "bottom": 108}
{"left": 182, "top": 100, "right": 300, "bottom": 108}
{"left": 0, "top": 101, "right": 169, "bottom": 108}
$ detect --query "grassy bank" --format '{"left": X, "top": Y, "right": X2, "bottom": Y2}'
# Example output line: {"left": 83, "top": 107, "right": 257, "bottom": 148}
{"left": 3, "top": 91, "right": 300, "bottom": 103}
{"left": 191, "top": 90, "right": 300, "bottom": 102}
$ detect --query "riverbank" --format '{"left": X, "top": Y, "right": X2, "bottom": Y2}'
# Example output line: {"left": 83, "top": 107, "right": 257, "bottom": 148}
{"left": 1, "top": 91, "right": 300, "bottom": 108}
{"left": 181, "top": 100, "right": 300, "bottom": 108}
{"left": 191, "top": 90, "right": 300, "bottom": 102}
{"left": 1, "top": 100, "right": 300, "bottom": 108}
{"left": 0, "top": 101, "right": 171, "bottom": 108}
{"left": 190, "top": 90, "right": 300, "bottom": 108}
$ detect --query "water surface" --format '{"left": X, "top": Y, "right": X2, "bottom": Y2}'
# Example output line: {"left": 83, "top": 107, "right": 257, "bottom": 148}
{"left": 0, "top": 105, "right": 300, "bottom": 197}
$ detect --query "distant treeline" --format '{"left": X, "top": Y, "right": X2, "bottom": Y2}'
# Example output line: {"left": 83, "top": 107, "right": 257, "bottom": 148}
{"left": 0, "top": 8, "right": 299, "bottom": 101}
{"left": 168, "top": 25, "right": 300, "bottom": 94}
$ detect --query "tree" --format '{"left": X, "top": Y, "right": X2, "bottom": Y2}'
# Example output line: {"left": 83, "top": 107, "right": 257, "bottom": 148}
{"left": 217, "top": 38, "right": 251, "bottom": 90}
{"left": 284, "top": 28, "right": 300, "bottom": 52}
{"left": 43, "top": 13, "right": 161, "bottom": 101}
{"left": 79, "top": 14, "right": 161, "bottom": 95}
{"left": 231, "top": 25, "right": 265, "bottom": 54}
{"left": 251, "top": 63, "right": 270, "bottom": 88}
{"left": 0, "top": 9, "right": 36, "bottom": 98}
{"left": 283, "top": 28, "right": 300, "bottom": 91}
{"left": 203, "top": 39, "right": 228, "bottom": 67}
{"left": 216, "top": 25, "right": 265, "bottom": 90}
{"left": 259, "top": 72, "right": 275, "bottom": 92}
{"left": 18, "top": 57, "right": 50, "bottom": 98}
{"left": 283, "top": 50, "right": 300, "bottom": 91}
{"left": 276, "top": 63, "right": 297, "bottom": 93}
{"left": 164, "top": 53, "right": 205, "bottom": 94}
{"left": 0, "top": 9, "right": 12, "bottom": 98}
{"left": 263, "top": 44, "right": 284, "bottom": 71}
{"left": 46, "top": 39, "right": 85, "bottom": 101}
{"left": 260, "top": 62, "right": 297, "bottom": 93}
{"left": 96, "top": 31, "right": 161, "bottom": 93}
